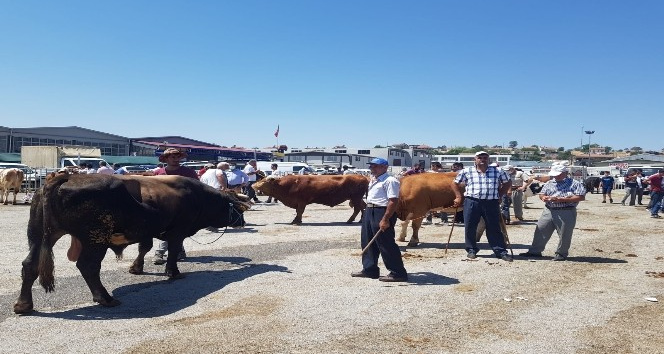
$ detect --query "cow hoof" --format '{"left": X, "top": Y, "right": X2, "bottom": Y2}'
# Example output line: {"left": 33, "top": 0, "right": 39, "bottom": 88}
{"left": 95, "top": 298, "right": 121, "bottom": 307}
{"left": 166, "top": 269, "right": 185, "bottom": 279}
{"left": 13, "top": 301, "right": 34, "bottom": 314}
{"left": 407, "top": 239, "right": 419, "bottom": 247}
{"left": 128, "top": 265, "right": 144, "bottom": 275}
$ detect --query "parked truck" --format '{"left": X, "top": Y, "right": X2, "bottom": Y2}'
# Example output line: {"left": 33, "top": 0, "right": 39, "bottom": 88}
{"left": 21, "top": 146, "right": 107, "bottom": 169}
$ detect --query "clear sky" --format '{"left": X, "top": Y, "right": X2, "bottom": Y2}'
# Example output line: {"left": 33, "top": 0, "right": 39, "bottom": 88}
{"left": 1, "top": 1, "right": 662, "bottom": 152}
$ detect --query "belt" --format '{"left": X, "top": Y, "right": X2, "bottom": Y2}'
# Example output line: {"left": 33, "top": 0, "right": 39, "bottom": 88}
{"left": 465, "top": 197, "right": 497, "bottom": 201}
{"left": 366, "top": 203, "right": 387, "bottom": 208}
{"left": 546, "top": 206, "right": 576, "bottom": 210}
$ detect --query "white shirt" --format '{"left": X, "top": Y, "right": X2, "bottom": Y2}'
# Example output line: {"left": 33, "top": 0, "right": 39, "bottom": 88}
{"left": 366, "top": 173, "right": 400, "bottom": 206}
{"left": 243, "top": 165, "right": 257, "bottom": 182}
{"left": 200, "top": 168, "right": 225, "bottom": 189}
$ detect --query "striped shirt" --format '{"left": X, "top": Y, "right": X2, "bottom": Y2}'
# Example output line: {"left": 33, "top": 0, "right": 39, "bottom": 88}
{"left": 454, "top": 166, "right": 509, "bottom": 200}
{"left": 541, "top": 177, "right": 586, "bottom": 209}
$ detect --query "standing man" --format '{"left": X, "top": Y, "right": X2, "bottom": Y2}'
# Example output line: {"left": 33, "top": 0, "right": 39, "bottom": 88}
{"left": 152, "top": 148, "right": 199, "bottom": 265}
{"left": 200, "top": 162, "right": 228, "bottom": 191}
{"left": 646, "top": 169, "right": 664, "bottom": 218}
{"left": 243, "top": 159, "right": 261, "bottom": 203}
{"left": 519, "top": 162, "right": 586, "bottom": 261}
{"left": 501, "top": 165, "right": 530, "bottom": 223}
{"left": 224, "top": 163, "right": 250, "bottom": 193}
{"left": 452, "top": 151, "right": 513, "bottom": 262}
{"left": 352, "top": 158, "right": 408, "bottom": 282}
{"left": 265, "top": 163, "right": 284, "bottom": 203}
{"left": 634, "top": 169, "right": 646, "bottom": 205}
{"left": 404, "top": 162, "right": 424, "bottom": 177}
{"left": 600, "top": 171, "right": 615, "bottom": 203}
{"left": 96, "top": 161, "right": 114, "bottom": 175}
{"left": 621, "top": 171, "right": 638, "bottom": 206}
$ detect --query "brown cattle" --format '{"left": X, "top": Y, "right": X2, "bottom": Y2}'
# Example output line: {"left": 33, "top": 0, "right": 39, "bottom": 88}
{"left": 0, "top": 168, "right": 24, "bottom": 205}
{"left": 396, "top": 172, "right": 508, "bottom": 246}
{"left": 397, "top": 172, "right": 460, "bottom": 246}
{"left": 252, "top": 174, "right": 369, "bottom": 225}
{"left": 14, "top": 173, "right": 251, "bottom": 314}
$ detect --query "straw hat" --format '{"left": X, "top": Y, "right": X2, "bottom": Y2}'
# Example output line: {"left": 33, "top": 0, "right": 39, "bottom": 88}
{"left": 158, "top": 148, "right": 187, "bottom": 163}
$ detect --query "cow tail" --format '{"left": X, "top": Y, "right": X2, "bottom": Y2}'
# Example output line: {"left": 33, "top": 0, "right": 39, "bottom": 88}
{"left": 38, "top": 241, "right": 56, "bottom": 292}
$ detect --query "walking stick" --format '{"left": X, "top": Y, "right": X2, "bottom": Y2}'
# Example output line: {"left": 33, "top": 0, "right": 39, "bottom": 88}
{"left": 361, "top": 230, "right": 383, "bottom": 255}
{"left": 444, "top": 206, "right": 459, "bottom": 255}
{"left": 500, "top": 214, "right": 514, "bottom": 257}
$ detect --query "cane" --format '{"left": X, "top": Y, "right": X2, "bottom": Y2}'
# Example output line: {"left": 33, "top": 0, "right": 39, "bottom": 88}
{"left": 500, "top": 214, "right": 514, "bottom": 257}
{"left": 444, "top": 206, "right": 459, "bottom": 255}
{"left": 361, "top": 229, "right": 383, "bottom": 255}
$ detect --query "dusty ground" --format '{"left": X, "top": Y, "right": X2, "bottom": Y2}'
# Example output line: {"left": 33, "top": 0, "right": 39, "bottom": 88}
{"left": 0, "top": 190, "right": 662, "bottom": 353}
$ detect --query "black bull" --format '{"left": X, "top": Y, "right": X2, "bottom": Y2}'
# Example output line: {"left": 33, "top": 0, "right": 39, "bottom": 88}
{"left": 584, "top": 176, "right": 601, "bottom": 194}
{"left": 14, "top": 174, "right": 250, "bottom": 314}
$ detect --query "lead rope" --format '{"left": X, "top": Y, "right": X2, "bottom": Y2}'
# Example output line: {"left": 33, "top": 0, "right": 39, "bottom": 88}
{"left": 187, "top": 203, "right": 244, "bottom": 245}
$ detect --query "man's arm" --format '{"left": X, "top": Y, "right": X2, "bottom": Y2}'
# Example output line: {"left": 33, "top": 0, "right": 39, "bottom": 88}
{"left": 380, "top": 197, "right": 399, "bottom": 231}
{"left": 451, "top": 182, "right": 464, "bottom": 207}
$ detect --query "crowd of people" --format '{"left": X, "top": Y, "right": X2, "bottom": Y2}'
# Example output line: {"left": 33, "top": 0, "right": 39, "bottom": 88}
{"left": 64, "top": 148, "right": 664, "bottom": 283}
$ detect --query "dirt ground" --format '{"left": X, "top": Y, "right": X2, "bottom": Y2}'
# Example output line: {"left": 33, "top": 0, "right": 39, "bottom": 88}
{"left": 0, "top": 190, "right": 662, "bottom": 353}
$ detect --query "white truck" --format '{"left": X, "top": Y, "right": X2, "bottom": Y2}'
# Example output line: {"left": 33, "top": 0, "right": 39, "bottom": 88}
{"left": 21, "top": 146, "right": 107, "bottom": 170}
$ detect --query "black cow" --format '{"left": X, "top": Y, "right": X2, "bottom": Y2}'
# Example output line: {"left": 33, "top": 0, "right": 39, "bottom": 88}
{"left": 584, "top": 176, "right": 601, "bottom": 194}
{"left": 14, "top": 173, "right": 250, "bottom": 314}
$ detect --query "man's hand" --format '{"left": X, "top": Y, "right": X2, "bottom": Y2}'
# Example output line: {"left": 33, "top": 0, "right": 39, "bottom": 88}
{"left": 453, "top": 197, "right": 463, "bottom": 208}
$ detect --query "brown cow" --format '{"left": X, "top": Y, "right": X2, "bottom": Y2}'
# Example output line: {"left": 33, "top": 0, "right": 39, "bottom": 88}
{"left": 252, "top": 174, "right": 369, "bottom": 225}
{"left": 396, "top": 172, "right": 459, "bottom": 246}
{"left": 397, "top": 172, "right": 508, "bottom": 247}
{"left": 14, "top": 173, "right": 251, "bottom": 314}
{"left": 0, "top": 168, "right": 24, "bottom": 205}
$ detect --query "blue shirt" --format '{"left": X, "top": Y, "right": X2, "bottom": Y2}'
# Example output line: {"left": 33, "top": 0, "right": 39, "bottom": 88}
{"left": 454, "top": 166, "right": 509, "bottom": 200}
{"left": 541, "top": 177, "right": 586, "bottom": 209}
{"left": 600, "top": 175, "right": 614, "bottom": 189}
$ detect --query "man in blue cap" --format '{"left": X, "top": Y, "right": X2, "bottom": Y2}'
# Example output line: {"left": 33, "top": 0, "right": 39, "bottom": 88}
{"left": 352, "top": 157, "right": 408, "bottom": 282}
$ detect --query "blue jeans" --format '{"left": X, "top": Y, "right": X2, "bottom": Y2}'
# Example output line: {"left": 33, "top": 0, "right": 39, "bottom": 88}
{"left": 649, "top": 191, "right": 663, "bottom": 216}
{"left": 463, "top": 198, "right": 507, "bottom": 256}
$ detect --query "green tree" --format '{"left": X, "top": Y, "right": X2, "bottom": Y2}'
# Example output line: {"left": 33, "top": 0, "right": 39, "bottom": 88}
{"left": 509, "top": 141, "right": 518, "bottom": 148}
{"left": 557, "top": 150, "right": 572, "bottom": 161}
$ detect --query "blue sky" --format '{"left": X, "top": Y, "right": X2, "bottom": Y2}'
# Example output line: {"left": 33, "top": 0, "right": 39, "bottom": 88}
{"left": 1, "top": 1, "right": 662, "bottom": 151}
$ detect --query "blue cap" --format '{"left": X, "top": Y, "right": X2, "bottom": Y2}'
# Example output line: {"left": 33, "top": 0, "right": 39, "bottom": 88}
{"left": 367, "top": 158, "right": 388, "bottom": 165}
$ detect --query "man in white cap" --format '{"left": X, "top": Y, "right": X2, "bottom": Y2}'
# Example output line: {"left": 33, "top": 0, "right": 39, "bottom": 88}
{"left": 519, "top": 162, "right": 586, "bottom": 261}
{"left": 452, "top": 151, "right": 513, "bottom": 261}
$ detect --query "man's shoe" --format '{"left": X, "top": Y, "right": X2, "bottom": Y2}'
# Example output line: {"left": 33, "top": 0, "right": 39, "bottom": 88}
{"left": 466, "top": 251, "right": 477, "bottom": 259}
{"left": 351, "top": 271, "right": 379, "bottom": 279}
{"left": 516, "top": 216, "right": 524, "bottom": 221}
{"left": 610, "top": 199, "right": 614, "bottom": 203}
{"left": 378, "top": 273, "right": 408, "bottom": 282}
{"left": 421, "top": 220, "right": 432, "bottom": 225}
{"left": 153, "top": 253, "right": 166, "bottom": 265}
{"left": 552, "top": 253, "right": 567, "bottom": 261}
{"left": 177, "top": 251, "right": 187, "bottom": 261}
{"left": 518, "top": 251, "right": 543, "bottom": 258}
{"left": 621, "top": 202, "right": 625, "bottom": 206}
{"left": 601, "top": 200, "right": 606, "bottom": 203}
{"left": 500, "top": 254, "right": 513, "bottom": 262}
{"left": 651, "top": 214, "right": 662, "bottom": 218}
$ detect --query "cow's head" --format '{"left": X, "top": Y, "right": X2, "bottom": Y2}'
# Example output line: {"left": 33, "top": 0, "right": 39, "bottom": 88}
{"left": 225, "top": 191, "right": 252, "bottom": 228}
{"left": 252, "top": 178, "right": 276, "bottom": 194}
{"left": 529, "top": 182, "right": 543, "bottom": 194}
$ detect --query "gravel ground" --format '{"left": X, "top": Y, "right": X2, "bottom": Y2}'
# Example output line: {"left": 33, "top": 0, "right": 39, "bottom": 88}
{"left": 0, "top": 191, "right": 662, "bottom": 353}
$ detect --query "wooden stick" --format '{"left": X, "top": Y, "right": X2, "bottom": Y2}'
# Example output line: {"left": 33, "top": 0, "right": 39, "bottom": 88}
{"left": 444, "top": 207, "right": 459, "bottom": 255}
{"left": 361, "top": 230, "right": 383, "bottom": 255}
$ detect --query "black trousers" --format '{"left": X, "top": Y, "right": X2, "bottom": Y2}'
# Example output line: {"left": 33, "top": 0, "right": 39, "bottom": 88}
{"left": 360, "top": 208, "right": 407, "bottom": 277}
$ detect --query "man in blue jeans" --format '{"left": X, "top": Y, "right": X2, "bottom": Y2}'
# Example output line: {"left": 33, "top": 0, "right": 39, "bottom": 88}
{"left": 452, "top": 151, "right": 513, "bottom": 262}
{"left": 646, "top": 170, "right": 664, "bottom": 218}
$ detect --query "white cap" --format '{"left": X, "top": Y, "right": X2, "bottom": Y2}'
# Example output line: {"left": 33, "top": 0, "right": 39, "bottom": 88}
{"left": 475, "top": 151, "right": 489, "bottom": 156}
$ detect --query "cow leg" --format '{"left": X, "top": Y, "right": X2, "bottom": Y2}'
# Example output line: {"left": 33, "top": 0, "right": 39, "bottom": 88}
{"left": 12, "top": 189, "right": 18, "bottom": 205}
{"left": 398, "top": 220, "right": 409, "bottom": 242}
{"left": 76, "top": 246, "right": 120, "bottom": 307}
{"left": 408, "top": 219, "right": 422, "bottom": 247}
{"left": 14, "top": 244, "right": 41, "bottom": 314}
{"left": 1, "top": 191, "right": 7, "bottom": 205}
{"left": 129, "top": 239, "right": 153, "bottom": 275}
{"left": 164, "top": 240, "right": 185, "bottom": 279}
{"left": 347, "top": 199, "right": 366, "bottom": 224}
{"left": 290, "top": 205, "right": 306, "bottom": 225}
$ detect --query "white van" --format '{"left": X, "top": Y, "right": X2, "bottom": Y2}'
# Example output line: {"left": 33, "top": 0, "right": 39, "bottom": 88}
{"left": 256, "top": 161, "right": 315, "bottom": 176}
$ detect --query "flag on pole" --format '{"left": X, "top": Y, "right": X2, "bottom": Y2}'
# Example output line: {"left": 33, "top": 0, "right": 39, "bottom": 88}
{"left": 274, "top": 125, "right": 279, "bottom": 137}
